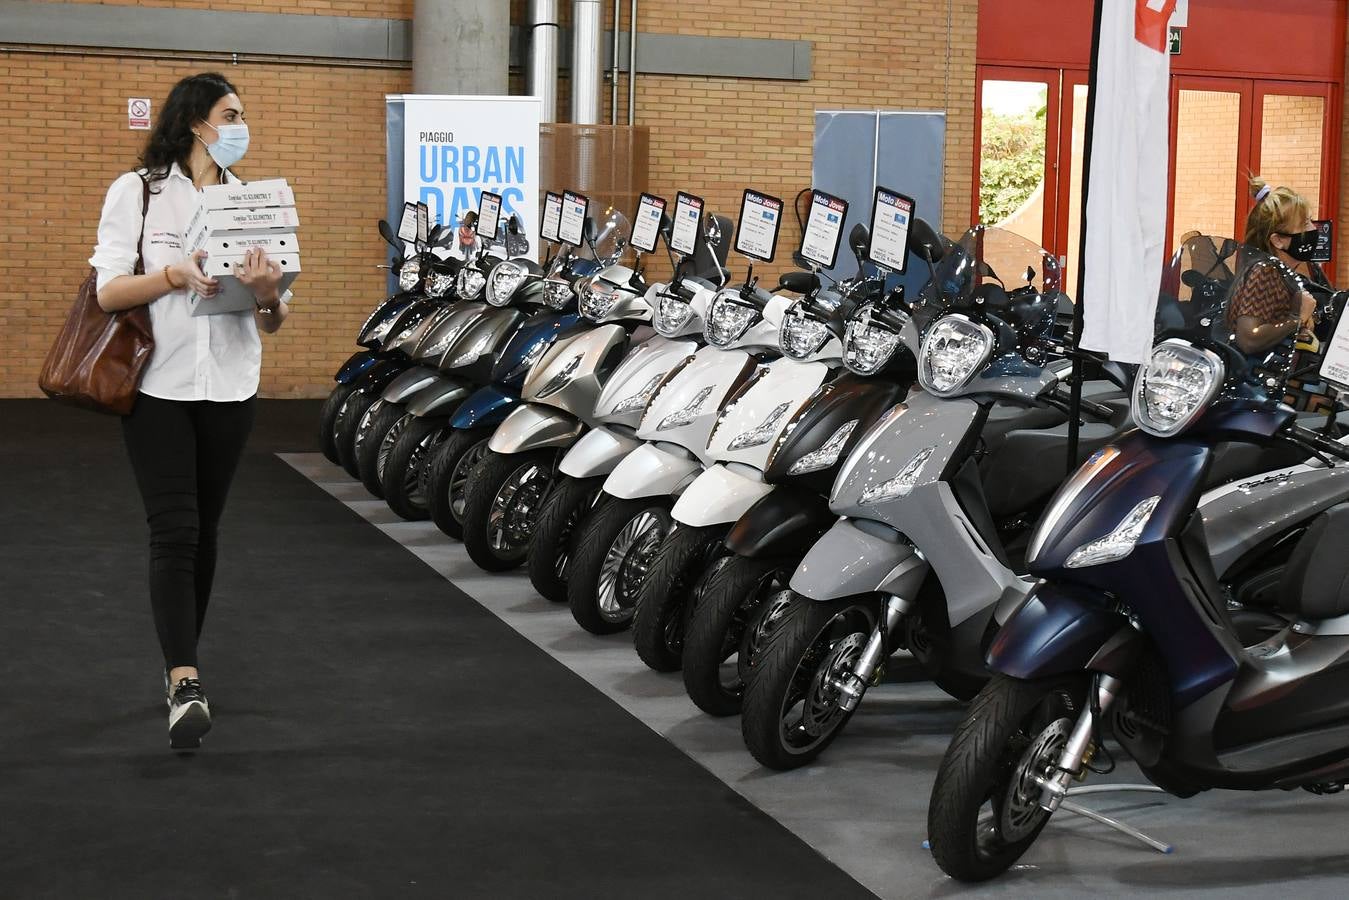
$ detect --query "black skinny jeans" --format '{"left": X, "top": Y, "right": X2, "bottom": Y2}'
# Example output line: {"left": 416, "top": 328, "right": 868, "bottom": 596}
{"left": 121, "top": 393, "right": 256, "bottom": 669}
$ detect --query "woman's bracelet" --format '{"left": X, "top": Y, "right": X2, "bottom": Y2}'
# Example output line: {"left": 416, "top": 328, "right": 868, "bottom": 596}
{"left": 162, "top": 265, "right": 184, "bottom": 291}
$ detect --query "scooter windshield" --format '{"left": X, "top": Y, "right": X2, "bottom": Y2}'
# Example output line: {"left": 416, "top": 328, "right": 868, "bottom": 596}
{"left": 588, "top": 207, "right": 631, "bottom": 266}
{"left": 1154, "top": 234, "right": 1302, "bottom": 396}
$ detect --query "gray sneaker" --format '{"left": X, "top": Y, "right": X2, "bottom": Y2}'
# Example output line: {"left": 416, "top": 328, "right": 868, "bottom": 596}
{"left": 168, "top": 677, "right": 212, "bottom": 750}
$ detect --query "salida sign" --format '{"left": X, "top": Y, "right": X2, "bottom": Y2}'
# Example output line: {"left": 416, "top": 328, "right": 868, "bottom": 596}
{"left": 402, "top": 95, "right": 541, "bottom": 259}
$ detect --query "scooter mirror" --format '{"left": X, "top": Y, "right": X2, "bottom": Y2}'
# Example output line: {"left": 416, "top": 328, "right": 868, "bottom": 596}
{"left": 778, "top": 270, "right": 817, "bottom": 294}
{"left": 703, "top": 214, "right": 723, "bottom": 248}
{"left": 908, "top": 217, "right": 946, "bottom": 264}
{"left": 848, "top": 222, "right": 871, "bottom": 259}
{"left": 791, "top": 250, "right": 812, "bottom": 270}
{"left": 378, "top": 219, "right": 400, "bottom": 248}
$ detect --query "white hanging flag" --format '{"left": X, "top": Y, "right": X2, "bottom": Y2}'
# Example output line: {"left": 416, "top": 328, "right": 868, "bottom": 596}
{"left": 1080, "top": 0, "right": 1177, "bottom": 364}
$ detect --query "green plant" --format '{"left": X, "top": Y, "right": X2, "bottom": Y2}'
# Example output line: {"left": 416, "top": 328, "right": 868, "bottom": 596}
{"left": 979, "top": 111, "right": 1046, "bottom": 224}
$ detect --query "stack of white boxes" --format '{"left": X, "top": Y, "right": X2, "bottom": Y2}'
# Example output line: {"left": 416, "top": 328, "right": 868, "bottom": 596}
{"left": 186, "top": 178, "right": 301, "bottom": 315}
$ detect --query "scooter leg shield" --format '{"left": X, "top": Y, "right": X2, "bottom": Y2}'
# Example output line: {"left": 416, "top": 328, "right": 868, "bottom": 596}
{"left": 404, "top": 379, "right": 471, "bottom": 417}
{"left": 558, "top": 426, "right": 644, "bottom": 479}
{"left": 487, "top": 403, "right": 583, "bottom": 454}
{"left": 602, "top": 442, "right": 701, "bottom": 500}
{"left": 669, "top": 464, "right": 775, "bottom": 528}
{"left": 725, "top": 486, "right": 835, "bottom": 559}
{"left": 985, "top": 583, "right": 1134, "bottom": 680}
{"left": 335, "top": 351, "right": 377, "bottom": 385}
{"left": 790, "top": 517, "right": 928, "bottom": 602}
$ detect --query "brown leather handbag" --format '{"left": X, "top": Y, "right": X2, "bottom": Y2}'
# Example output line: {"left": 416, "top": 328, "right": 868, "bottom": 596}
{"left": 39, "top": 174, "right": 155, "bottom": 416}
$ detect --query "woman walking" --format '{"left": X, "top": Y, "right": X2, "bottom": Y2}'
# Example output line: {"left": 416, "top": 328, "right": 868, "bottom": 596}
{"left": 89, "top": 72, "right": 291, "bottom": 749}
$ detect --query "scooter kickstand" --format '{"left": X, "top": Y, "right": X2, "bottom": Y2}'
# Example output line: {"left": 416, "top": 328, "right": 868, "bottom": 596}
{"left": 1059, "top": 784, "right": 1174, "bottom": 855}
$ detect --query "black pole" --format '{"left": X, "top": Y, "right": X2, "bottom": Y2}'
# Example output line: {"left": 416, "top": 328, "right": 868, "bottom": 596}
{"left": 1067, "top": 0, "right": 1105, "bottom": 475}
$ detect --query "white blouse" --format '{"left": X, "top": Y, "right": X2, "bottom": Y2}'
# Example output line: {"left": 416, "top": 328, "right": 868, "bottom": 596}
{"left": 89, "top": 164, "right": 262, "bottom": 402}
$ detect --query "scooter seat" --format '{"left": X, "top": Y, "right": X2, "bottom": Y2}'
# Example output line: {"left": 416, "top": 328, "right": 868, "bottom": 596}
{"left": 1280, "top": 503, "right": 1349, "bottom": 620}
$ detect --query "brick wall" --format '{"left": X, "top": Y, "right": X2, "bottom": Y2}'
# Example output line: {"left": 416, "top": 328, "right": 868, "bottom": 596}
{"left": 1171, "top": 88, "right": 1241, "bottom": 246}
{"left": 1258, "top": 93, "right": 1326, "bottom": 218}
{"left": 1, "top": 0, "right": 976, "bottom": 398}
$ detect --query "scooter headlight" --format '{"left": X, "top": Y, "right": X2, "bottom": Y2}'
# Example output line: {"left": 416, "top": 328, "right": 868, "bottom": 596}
{"left": 487, "top": 261, "right": 528, "bottom": 307}
{"left": 843, "top": 304, "right": 903, "bottom": 375}
{"left": 543, "top": 279, "right": 574, "bottom": 310}
{"left": 579, "top": 277, "right": 619, "bottom": 320}
{"left": 705, "top": 291, "right": 758, "bottom": 347}
{"left": 398, "top": 259, "right": 421, "bottom": 292}
{"left": 612, "top": 374, "right": 665, "bottom": 415}
{"left": 780, "top": 304, "right": 830, "bottom": 360}
{"left": 1133, "top": 339, "right": 1224, "bottom": 437}
{"left": 1065, "top": 496, "right": 1161, "bottom": 568}
{"left": 426, "top": 270, "right": 455, "bottom": 299}
{"left": 860, "top": 445, "right": 935, "bottom": 505}
{"left": 785, "top": 419, "right": 857, "bottom": 475}
{"left": 655, "top": 292, "right": 694, "bottom": 337}
{"left": 656, "top": 385, "right": 714, "bottom": 431}
{"left": 726, "top": 402, "right": 793, "bottom": 451}
{"left": 919, "top": 314, "right": 994, "bottom": 396}
{"left": 456, "top": 266, "right": 486, "bottom": 300}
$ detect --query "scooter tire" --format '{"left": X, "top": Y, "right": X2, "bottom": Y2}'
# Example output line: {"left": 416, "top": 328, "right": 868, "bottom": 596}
{"left": 927, "top": 674, "right": 1086, "bottom": 882}
{"left": 631, "top": 525, "right": 727, "bottom": 673}
{"left": 356, "top": 402, "right": 407, "bottom": 499}
{"left": 461, "top": 449, "right": 556, "bottom": 572}
{"left": 335, "top": 387, "right": 381, "bottom": 479}
{"left": 567, "top": 497, "right": 673, "bottom": 635}
{"left": 740, "top": 593, "right": 875, "bottom": 770}
{"left": 380, "top": 416, "right": 450, "bottom": 521}
{"left": 527, "top": 475, "right": 607, "bottom": 603}
{"left": 318, "top": 382, "right": 357, "bottom": 465}
{"left": 681, "top": 555, "right": 788, "bottom": 717}
{"left": 426, "top": 428, "right": 492, "bottom": 540}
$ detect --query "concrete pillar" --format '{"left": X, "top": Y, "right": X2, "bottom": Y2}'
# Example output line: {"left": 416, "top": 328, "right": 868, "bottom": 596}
{"left": 412, "top": 0, "right": 509, "bottom": 95}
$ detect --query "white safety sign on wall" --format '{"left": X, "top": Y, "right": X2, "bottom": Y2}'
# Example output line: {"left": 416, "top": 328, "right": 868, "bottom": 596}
{"left": 401, "top": 95, "right": 542, "bottom": 261}
{"left": 128, "top": 98, "right": 151, "bottom": 130}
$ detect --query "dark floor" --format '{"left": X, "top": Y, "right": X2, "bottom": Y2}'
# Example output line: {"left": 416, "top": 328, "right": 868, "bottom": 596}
{"left": 0, "top": 399, "right": 873, "bottom": 899}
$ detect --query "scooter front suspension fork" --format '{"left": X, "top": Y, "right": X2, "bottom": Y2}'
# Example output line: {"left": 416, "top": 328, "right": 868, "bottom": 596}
{"left": 1038, "top": 674, "right": 1123, "bottom": 812}
{"left": 831, "top": 593, "right": 912, "bottom": 713}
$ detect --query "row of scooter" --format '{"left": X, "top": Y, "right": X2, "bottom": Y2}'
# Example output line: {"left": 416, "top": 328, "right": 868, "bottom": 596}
{"left": 322, "top": 189, "right": 1349, "bottom": 883}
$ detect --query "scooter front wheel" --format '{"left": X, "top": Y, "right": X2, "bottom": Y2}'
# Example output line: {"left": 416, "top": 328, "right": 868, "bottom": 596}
{"left": 927, "top": 673, "right": 1087, "bottom": 882}
{"left": 425, "top": 428, "right": 492, "bottom": 540}
{"left": 461, "top": 449, "right": 556, "bottom": 571}
{"left": 335, "top": 387, "right": 381, "bottom": 479}
{"left": 527, "top": 474, "right": 607, "bottom": 603}
{"left": 567, "top": 497, "right": 673, "bottom": 635}
{"left": 318, "top": 382, "right": 357, "bottom": 465}
{"left": 740, "top": 593, "right": 876, "bottom": 770}
{"left": 380, "top": 416, "right": 450, "bottom": 521}
{"left": 631, "top": 525, "right": 729, "bottom": 672}
{"left": 681, "top": 556, "right": 791, "bottom": 717}
{"left": 355, "top": 401, "right": 406, "bottom": 498}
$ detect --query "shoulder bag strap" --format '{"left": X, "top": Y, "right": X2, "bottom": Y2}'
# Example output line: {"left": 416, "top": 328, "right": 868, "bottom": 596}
{"left": 133, "top": 173, "right": 151, "bottom": 276}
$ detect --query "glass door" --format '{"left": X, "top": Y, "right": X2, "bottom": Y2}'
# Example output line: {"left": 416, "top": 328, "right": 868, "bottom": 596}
{"left": 1167, "top": 77, "right": 1253, "bottom": 248}
{"left": 973, "top": 66, "right": 1059, "bottom": 252}
{"left": 1052, "top": 71, "right": 1089, "bottom": 295}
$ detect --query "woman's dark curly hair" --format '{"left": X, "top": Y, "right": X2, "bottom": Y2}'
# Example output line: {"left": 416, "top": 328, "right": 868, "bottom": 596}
{"left": 139, "top": 72, "right": 239, "bottom": 187}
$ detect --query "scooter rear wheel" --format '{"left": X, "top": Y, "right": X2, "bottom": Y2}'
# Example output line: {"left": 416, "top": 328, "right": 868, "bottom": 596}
{"left": 681, "top": 556, "right": 790, "bottom": 717}
{"left": 739, "top": 593, "right": 876, "bottom": 769}
{"left": 318, "top": 382, "right": 357, "bottom": 465}
{"left": 527, "top": 475, "right": 607, "bottom": 603}
{"left": 927, "top": 674, "right": 1086, "bottom": 882}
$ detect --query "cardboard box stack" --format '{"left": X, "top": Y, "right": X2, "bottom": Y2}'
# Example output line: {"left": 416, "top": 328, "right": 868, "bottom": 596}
{"left": 186, "top": 178, "right": 301, "bottom": 315}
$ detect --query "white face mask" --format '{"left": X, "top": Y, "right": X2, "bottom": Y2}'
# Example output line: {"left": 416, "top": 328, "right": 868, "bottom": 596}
{"left": 198, "top": 121, "right": 250, "bottom": 169}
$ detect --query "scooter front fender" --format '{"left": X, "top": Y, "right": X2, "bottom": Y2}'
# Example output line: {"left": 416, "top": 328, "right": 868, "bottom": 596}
{"left": 670, "top": 463, "right": 775, "bottom": 528}
{"left": 986, "top": 582, "right": 1135, "bottom": 680}
{"left": 488, "top": 403, "right": 582, "bottom": 454}
{"left": 451, "top": 385, "right": 520, "bottom": 430}
{"left": 381, "top": 365, "right": 442, "bottom": 403}
{"left": 405, "top": 377, "right": 472, "bottom": 417}
{"left": 790, "top": 517, "right": 929, "bottom": 602}
{"left": 603, "top": 442, "right": 701, "bottom": 500}
{"left": 559, "top": 425, "right": 644, "bottom": 479}
{"left": 725, "top": 486, "right": 835, "bottom": 559}
{"left": 335, "top": 350, "right": 378, "bottom": 385}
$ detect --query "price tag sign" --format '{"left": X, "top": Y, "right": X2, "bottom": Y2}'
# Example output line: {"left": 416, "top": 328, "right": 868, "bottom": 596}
{"left": 799, "top": 189, "right": 849, "bottom": 269}
{"left": 476, "top": 190, "right": 502, "bottom": 241}
{"left": 670, "top": 192, "right": 704, "bottom": 258}
{"left": 631, "top": 193, "right": 667, "bottom": 255}
{"left": 541, "top": 191, "right": 563, "bottom": 243}
{"left": 1313, "top": 220, "right": 1334, "bottom": 264}
{"left": 1319, "top": 311, "right": 1349, "bottom": 391}
{"left": 735, "top": 189, "right": 784, "bottom": 262}
{"left": 869, "top": 186, "right": 916, "bottom": 274}
{"left": 416, "top": 202, "right": 430, "bottom": 244}
{"left": 560, "top": 190, "right": 589, "bottom": 247}
{"left": 397, "top": 201, "right": 418, "bottom": 242}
